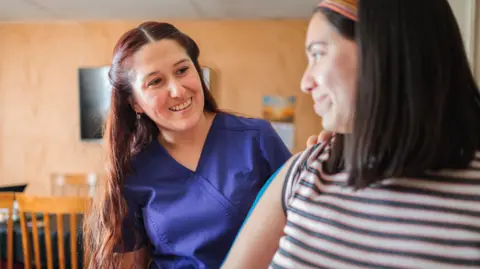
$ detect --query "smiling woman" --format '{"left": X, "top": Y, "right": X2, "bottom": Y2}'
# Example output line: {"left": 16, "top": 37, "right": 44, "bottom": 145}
{"left": 222, "top": 0, "right": 480, "bottom": 268}
{"left": 129, "top": 39, "right": 209, "bottom": 135}
{"left": 82, "top": 22, "right": 292, "bottom": 269}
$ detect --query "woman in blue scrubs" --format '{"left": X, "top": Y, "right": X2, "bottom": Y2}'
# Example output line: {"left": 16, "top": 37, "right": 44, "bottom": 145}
{"left": 83, "top": 21, "right": 292, "bottom": 269}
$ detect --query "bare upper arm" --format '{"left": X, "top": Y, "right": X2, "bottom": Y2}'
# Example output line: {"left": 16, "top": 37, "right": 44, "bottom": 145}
{"left": 114, "top": 247, "right": 150, "bottom": 269}
{"left": 221, "top": 156, "right": 296, "bottom": 269}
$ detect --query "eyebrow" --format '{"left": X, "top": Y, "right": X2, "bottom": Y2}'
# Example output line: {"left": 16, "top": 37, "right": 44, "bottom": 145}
{"left": 174, "top": 58, "right": 190, "bottom": 66}
{"left": 306, "top": 41, "right": 327, "bottom": 52}
{"left": 141, "top": 71, "right": 159, "bottom": 83}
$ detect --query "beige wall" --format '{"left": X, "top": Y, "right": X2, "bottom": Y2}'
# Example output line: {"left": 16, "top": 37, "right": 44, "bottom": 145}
{"left": 2, "top": 11, "right": 478, "bottom": 196}
{"left": 0, "top": 20, "right": 322, "bottom": 194}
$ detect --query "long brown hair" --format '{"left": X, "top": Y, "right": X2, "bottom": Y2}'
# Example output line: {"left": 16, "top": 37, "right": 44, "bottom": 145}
{"left": 83, "top": 21, "right": 219, "bottom": 268}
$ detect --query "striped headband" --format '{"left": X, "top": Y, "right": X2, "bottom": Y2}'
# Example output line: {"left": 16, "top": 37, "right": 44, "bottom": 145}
{"left": 317, "top": 0, "right": 358, "bottom": 21}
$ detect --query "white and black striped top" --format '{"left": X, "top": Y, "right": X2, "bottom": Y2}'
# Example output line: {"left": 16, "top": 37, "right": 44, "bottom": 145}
{"left": 270, "top": 143, "right": 480, "bottom": 269}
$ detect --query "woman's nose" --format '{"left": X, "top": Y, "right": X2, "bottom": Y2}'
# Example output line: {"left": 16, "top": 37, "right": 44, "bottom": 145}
{"left": 169, "top": 79, "right": 186, "bottom": 98}
{"left": 301, "top": 69, "right": 316, "bottom": 94}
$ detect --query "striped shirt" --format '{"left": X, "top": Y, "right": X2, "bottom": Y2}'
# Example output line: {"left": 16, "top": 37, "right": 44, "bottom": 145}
{"left": 270, "top": 143, "right": 480, "bottom": 269}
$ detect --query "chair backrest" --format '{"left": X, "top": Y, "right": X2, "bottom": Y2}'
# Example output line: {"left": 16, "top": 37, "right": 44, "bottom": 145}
{"left": 16, "top": 194, "right": 90, "bottom": 269}
{"left": 51, "top": 173, "right": 99, "bottom": 197}
{"left": 0, "top": 192, "right": 15, "bottom": 269}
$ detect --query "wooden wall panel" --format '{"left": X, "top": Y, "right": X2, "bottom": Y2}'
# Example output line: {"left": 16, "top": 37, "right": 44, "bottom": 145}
{"left": 0, "top": 20, "right": 322, "bottom": 194}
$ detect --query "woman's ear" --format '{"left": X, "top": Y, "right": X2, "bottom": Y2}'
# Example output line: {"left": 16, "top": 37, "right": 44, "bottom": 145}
{"left": 128, "top": 96, "right": 144, "bottom": 114}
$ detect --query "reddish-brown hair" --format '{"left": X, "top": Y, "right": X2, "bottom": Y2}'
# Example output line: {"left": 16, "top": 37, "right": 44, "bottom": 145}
{"left": 83, "top": 21, "right": 219, "bottom": 268}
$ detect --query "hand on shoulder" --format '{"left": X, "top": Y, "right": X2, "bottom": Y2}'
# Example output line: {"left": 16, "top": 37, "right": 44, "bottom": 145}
{"left": 306, "top": 130, "right": 334, "bottom": 147}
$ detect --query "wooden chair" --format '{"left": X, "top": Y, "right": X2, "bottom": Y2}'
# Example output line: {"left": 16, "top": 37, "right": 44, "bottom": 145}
{"left": 16, "top": 194, "right": 90, "bottom": 269}
{"left": 50, "top": 173, "right": 99, "bottom": 197}
{"left": 0, "top": 193, "right": 14, "bottom": 269}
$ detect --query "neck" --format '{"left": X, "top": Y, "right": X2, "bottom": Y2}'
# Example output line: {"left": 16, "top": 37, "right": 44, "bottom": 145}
{"left": 158, "top": 112, "right": 215, "bottom": 149}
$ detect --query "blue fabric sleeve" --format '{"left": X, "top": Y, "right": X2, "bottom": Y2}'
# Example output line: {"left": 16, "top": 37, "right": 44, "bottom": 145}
{"left": 245, "top": 166, "right": 281, "bottom": 219}
{"left": 259, "top": 121, "right": 292, "bottom": 175}
{"left": 228, "top": 120, "right": 290, "bottom": 239}
{"left": 116, "top": 187, "right": 149, "bottom": 253}
{"left": 222, "top": 165, "right": 282, "bottom": 265}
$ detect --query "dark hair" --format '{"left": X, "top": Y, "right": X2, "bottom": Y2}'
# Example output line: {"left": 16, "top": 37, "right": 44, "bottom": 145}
{"left": 83, "top": 21, "right": 219, "bottom": 268}
{"left": 317, "top": 0, "right": 480, "bottom": 189}
{"left": 315, "top": 6, "right": 355, "bottom": 41}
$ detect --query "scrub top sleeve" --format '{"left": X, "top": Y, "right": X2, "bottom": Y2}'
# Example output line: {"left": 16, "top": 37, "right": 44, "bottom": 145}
{"left": 259, "top": 121, "right": 292, "bottom": 174}
{"left": 245, "top": 165, "right": 282, "bottom": 219}
{"left": 115, "top": 188, "right": 149, "bottom": 253}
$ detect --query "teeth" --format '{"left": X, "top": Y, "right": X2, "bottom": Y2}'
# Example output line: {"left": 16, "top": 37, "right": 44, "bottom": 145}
{"left": 170, "top": 98, "right": 192, "bottom": 111}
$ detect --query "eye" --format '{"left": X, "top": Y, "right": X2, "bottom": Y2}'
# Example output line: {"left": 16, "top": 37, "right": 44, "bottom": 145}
{"left": 312, "top": 51, "right": 325, "bottom": 61}
{"left": 147, "top": 78, "right": 163, "bottom": 87}
{"left": 176, "top": 66, "right": 189, "bottom": 75}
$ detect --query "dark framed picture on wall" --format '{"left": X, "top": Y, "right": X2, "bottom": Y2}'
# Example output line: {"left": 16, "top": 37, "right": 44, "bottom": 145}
{"left": 78, "top": 66, "right": 110, "bottom": 142}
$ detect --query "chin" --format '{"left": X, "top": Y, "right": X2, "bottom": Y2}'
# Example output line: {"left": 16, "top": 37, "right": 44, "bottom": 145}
{"left": 322, "top": 119, "right": 351, "bottom": 134}
{"left": 321, "top": 117, "right": 340, "bottom": 133}
{"left": 171, "top": 110, "right": 203, "bottom": 131}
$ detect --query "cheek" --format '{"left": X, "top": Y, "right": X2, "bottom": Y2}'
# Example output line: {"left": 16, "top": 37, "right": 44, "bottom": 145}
{"left": 331, "top": 56, "right": 350, "bottom": 86}
{"left": 136, "top": 90, "right": 170, "bottom": 113}
{"left": 311, "top": 57, "right": 339, "bottom": 90}
{"left": 182, "top": 71, "right": 204, "bottom": 93}
{"left": 152, "top": 93, "right": 170, "bottom": 108}
{"left": 327, "top": 54, "right": 355, "bottom": 100}
{"left": 337, "top": 53, "right": 357, "bottom": 108}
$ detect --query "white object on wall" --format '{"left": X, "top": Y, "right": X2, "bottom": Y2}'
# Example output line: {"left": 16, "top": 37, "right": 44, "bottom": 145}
{"left": 201, "top": 67, "right": 211, "bottom": 90}
{"left": 271, "top": 122, "right": 295, "bottom": 151}
{"left": 447, "top": 0, "right": 477, "bottom": 71}
{"left": 87, "top": 172, "right": 97, "bottom": 197}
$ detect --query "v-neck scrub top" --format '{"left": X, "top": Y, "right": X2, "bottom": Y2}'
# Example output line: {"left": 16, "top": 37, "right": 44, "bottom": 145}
{"left": 120, "top": 112, "right": 292, "bottom": 269}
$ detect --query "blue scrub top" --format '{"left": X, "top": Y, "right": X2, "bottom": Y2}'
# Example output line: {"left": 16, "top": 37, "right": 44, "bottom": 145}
{"left": 120, "top": 112, "right": 291, "bottom": 269}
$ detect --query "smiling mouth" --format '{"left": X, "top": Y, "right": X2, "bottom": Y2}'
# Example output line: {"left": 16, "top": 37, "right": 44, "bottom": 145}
{"left": 169, "top": 97, "right": 192, "bottom": 112}
{"left": 313, "top": 93, "right": 329, "bottom": 104}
